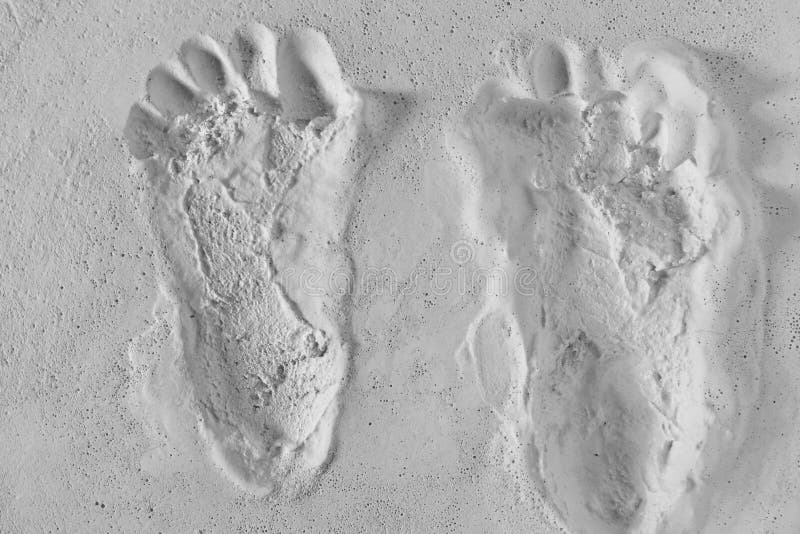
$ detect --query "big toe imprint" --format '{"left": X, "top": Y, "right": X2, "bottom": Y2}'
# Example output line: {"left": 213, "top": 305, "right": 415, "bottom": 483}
{"left": 452, "top": 39, "right": 763, "bottom": 533}
{"left": 124, "top": 24, "right": 360, "bottom": 496}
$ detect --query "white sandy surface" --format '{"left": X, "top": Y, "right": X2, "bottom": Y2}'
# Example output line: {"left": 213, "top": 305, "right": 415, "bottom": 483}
{"left": 1, "top": 1, "right": 800, "bottom": 532}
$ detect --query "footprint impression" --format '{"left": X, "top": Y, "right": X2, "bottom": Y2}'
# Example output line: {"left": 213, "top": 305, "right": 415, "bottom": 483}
{"left": 124, "top": 24, "right": 361, "bottom": 496}
{"left": 450, "top": 39, "right": 764, "bottom": 533}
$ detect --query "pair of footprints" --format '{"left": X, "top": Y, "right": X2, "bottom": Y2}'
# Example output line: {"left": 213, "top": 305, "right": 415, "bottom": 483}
{"left": 125, "top": 24, "right": 746, "bottom": 532}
